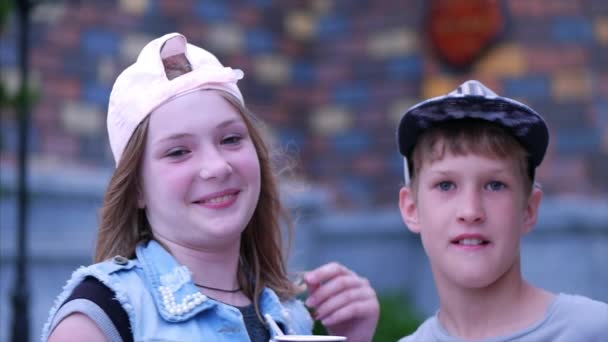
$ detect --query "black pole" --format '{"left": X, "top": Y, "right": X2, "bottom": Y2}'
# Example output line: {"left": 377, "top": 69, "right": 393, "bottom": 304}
{"left": 11, "top": 0, "right": 31, "bottom": 341}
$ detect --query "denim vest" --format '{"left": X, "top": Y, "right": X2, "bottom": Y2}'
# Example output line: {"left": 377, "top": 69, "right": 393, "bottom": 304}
{"left": 42, "top": 240, "right": 313, "bottom": 341}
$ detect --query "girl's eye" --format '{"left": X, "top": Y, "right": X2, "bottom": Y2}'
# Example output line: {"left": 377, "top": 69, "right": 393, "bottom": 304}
{"left": 437, "top": 181, "right": 455, "bottom": 192}
{"left": 222, "top": 135, "right": 242, "bottom": 145}
{"left": 166, "top": 148, "right": 190, "bottom": 158}
{"left": 486, "top": 181, "right": 506, "bottom": 191}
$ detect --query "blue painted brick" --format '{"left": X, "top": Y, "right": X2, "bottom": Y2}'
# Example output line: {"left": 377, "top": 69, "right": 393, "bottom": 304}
{"left": 552, "top": 17, "right": 594, "bottom": 43}
{"left": 1, "top": 120, "right": 18, "bottom": 152}
{"left": 339, "top": 176, "right": 372, "bottom": 207}
{"left": 83, "top": 82, "right": 111, "bottom": 106}
{"left": 0, "top": 38, "right": 16, "bottom": 66}
{"left": 556, "top": 129, "right": 601, "bottom": 154}
{"left": 333, "top": 83, "right": 369, "bottom": 106}
{"left": 277, "top": 129, "right": 305, "bottom": 148}
{"left": 317, "top": 15, "right": 349, "bottom": 39}
{"left": 246, "top": 82, "right": 276, "bottom": 104}
{"left": 595, "top": 101, "right": 608, "bottom": 126}
{"left": 503, "top": 77, "right": 550, "bottom": 99}
{"left": 245, "top": 29, "right": 276, "bottom": 54}
{"left": 79, "top": 133, "right": 107, "bottom": 162}
{"left": 195, "top": 2, "right": 229, "bottom": 23}
{"left": 249, "top": 0, "right": 272, "bottom": 8}
{"left": 83, "top": 30, "right": 120, "bottom": 56}
{"left": 146, "top": 0, "right": 159, "bottom": 15}
{"left": 291, "top": 61, "right": 316, "bottom": 84}
{"left": 332, "top": 131, "right": 371, "bottom": 156}
{"left": 387, "top": 55, "right": 423, "bottom": 80}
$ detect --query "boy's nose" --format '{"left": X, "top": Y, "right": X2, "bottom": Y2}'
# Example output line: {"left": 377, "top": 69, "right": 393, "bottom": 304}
{"left": 198, "top": 151, "right": 233, "bottom": 180}
{"left": 457, "top": 190, "right": 486, "bottom": 224}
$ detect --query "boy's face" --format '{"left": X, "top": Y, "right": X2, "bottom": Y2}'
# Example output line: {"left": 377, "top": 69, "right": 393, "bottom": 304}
{"left": 399, "top": 151, "right": 542, "bottom": 289}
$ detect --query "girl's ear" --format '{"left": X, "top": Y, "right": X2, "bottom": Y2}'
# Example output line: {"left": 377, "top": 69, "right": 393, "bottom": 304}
{"left": 137, "top": 187, "right": 145, "bottom": 209}
{"left": 399, "top": 186, "right": 421, "bottom": 234}
{"left": 522, "top": 186, "right": 543, "bottom": 235}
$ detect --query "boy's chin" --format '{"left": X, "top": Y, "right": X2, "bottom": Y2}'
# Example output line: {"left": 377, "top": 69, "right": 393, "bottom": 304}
{"left": 439, "top": 270, "right": 506, "bottom": 290}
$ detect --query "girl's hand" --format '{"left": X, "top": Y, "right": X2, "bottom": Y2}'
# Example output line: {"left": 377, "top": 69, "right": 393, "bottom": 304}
{"left": 304, "top": 262, "right": 380, "bottom": 342}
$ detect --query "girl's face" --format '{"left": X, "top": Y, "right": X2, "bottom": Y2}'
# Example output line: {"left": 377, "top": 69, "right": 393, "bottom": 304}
{"left": 139, "top": 90, "right": 261, "bottom": 250}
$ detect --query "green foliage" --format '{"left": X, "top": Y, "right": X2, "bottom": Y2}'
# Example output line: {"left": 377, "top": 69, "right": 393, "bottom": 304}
{"left": 0, "top": 0, "right": 13, "bottom": 110}
{"left": 13, "top": 83, "right": 40, "bottom": 111}
{"left": 373, "top": 293, "right": 422, "bottom": 342}
{"left": 312, "top": 318, "right": 328, "bottom": 335}
{"left": 311, "top": 292, "right": 422, "bottom": 342}
{"left": 0, "top": 0, "right": 12, "bottom": 30}
{"left": 0, "top": 81, "right": 7, "bottom": 108}
{"left": 0, "top": 1, "right": 41, "bottom": 152}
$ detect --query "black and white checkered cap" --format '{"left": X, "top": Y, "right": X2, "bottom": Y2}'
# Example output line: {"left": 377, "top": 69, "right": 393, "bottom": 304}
{"left": 397, "top": 80, "right": 549, "bottom": 169}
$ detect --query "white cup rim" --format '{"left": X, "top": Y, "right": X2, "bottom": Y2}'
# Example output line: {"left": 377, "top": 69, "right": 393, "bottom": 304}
{"left": 273, "top": 335, "right": 346, "bottom": 342}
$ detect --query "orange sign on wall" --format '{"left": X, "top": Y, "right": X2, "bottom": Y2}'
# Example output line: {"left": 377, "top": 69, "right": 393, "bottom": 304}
{"left": 427, "top": 0, "right": 506, "bottom": 69}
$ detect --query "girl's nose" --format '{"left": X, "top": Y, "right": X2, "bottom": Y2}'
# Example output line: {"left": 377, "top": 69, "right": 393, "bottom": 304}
{"left": 199, "top": 152, "right": 233, "bottom": 180}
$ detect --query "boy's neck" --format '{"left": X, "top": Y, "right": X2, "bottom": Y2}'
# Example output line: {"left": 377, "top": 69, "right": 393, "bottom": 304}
{"left": 436, "top": 265, "right": 555, "bottom": 340}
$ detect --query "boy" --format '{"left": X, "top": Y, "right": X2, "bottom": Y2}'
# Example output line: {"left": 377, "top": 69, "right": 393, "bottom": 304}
{"left": 396, "top": 80, "right": 608, "bottom": 341}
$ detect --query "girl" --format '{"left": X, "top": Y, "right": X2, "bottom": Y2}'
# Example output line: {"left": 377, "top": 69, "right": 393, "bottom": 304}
{"left": 42, "top": 33, "right": 379, "bottom": 342}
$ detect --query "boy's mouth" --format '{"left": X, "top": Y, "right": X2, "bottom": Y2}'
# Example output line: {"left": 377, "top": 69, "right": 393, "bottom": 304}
{"left": 453, "top": 238, "right": 489, "bottom": 245}
{"left": 451, "top": 234, "right": 490, "bottom": 246}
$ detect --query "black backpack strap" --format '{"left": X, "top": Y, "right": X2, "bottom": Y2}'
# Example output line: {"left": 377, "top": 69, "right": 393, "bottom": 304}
{"left": 63, "top": 276, "right": 134, "bottom": 342}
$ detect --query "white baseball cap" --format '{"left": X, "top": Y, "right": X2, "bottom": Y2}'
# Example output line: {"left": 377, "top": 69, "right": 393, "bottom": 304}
{"left": 107, "top": 32, "right": 244, "bottom": 164}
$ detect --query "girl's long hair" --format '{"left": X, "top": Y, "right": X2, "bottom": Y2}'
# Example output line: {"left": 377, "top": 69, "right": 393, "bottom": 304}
{"left": 96, "top": 54, "right": 296, "bottom": 318}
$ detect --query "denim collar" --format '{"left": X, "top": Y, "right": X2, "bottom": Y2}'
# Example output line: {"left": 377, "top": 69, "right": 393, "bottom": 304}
{"left": 136, "top": 240, "right": 291, "bottom": 329}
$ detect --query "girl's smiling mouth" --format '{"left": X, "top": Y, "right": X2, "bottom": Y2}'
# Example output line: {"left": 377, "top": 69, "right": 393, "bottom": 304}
{"left": 194, "top": 189, "right": 240, "bottom": 208}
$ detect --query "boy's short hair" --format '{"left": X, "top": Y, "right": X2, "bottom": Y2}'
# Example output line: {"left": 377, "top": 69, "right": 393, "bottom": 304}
{"left": 409, "top": 119, "right": 533, "bottom": 194}
{"left": 396, "top": 80, "right": 549, "bottom": 185}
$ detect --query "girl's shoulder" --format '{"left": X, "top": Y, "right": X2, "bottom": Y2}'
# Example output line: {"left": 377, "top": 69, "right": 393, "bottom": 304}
{"left": 41, "top": 256, "right": 140, "bottom": 341}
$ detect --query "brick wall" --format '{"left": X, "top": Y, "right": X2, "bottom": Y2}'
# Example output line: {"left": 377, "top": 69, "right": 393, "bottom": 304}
{"left": 1, "top": 0, "right": 607, "bottom": 208}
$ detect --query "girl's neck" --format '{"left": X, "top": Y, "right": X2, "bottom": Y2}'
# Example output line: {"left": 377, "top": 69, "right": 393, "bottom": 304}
{"left": 436, "top": 263, "right": 555, "bottom": 340}
{"left": 158, "top": 237, "right": 242, "bottom": 293}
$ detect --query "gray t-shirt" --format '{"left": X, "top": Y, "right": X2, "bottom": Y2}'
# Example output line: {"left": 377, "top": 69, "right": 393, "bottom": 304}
{"left": 399, "top": 293, "right": 608, "bottom": 342}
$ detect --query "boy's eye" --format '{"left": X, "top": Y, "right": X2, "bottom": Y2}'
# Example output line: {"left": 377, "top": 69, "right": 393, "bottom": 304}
{"left": 437, "top": 181, "right": 455, "bottom": 192}
{"left": 486, "top": 181, "right": 506, "bottom": 191}
{"left": 222, "top": 135, "right": 242, "bottom": 145}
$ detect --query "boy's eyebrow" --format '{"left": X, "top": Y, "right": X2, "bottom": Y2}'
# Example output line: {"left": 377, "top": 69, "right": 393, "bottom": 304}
{"left": 426, "top": 169, "right": 454, "bottom": 176}
{"left": 427, "top": 167, "right": 512, "bottom": 176}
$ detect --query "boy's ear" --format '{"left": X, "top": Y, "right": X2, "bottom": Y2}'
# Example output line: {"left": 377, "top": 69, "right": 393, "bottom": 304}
{"left": 522, "top": 186, "right": 543, "bottom": 235}
{"left": 399, "top": 186, "right": 421, "bottom": 234}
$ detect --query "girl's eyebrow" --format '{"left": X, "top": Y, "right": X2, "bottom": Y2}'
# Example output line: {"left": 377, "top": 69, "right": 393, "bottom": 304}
{"left": 155, "top": 133, "right": 193, "bottom": 145}
{"left": 154, "top": 119, "right": 245, "bottom": 144}
{"left": 216, "top": 118, "right": 245, "bottom": 129}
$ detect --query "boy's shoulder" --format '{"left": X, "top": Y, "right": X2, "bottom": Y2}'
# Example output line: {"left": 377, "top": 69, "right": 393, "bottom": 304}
{"left": 538, "top": 293, "right": 608, "bottom": 341}
{"left": 397, "top": 315, "right": 439, "bottom": 342}
{"left": 397, "top": 294, "right": 608, "bottom": 342}
{"left": 553, "top": 293, "right": 608, "bottom": 327}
